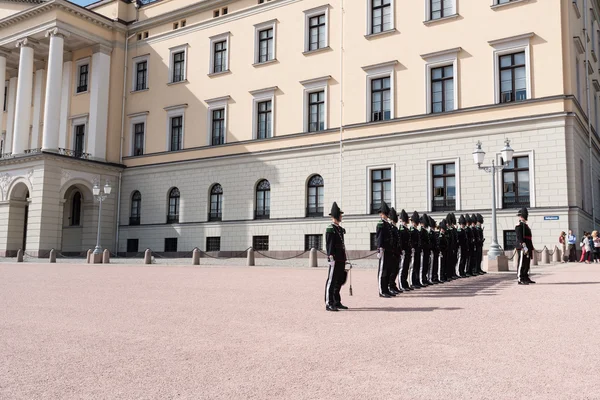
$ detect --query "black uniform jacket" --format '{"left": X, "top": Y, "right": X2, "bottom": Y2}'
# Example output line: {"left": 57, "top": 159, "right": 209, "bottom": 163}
{"left": 410, "top": 226, "right": 421, "bottom": 251}
{"left": 515, "top": 221, "right": 534, "bottom": 251}
{"left": 399, "top": 224, "right": 411, "bottom": 252}
{"left": 376, "top": 219, "right": 395, "bottom": 252}
{"left": 326, "top": 223, "right": 347, "bottom": 262}
{"left": 457, "top": 227, "right": 469, "bottom": 249}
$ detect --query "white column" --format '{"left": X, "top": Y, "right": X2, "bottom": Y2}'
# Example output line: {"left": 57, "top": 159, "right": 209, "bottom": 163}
{"left": 12, "top": 38, "right": 35, "bottom": 155}
{"left": 58, "top": 53, "right": 72, "bottom": 150}
{"left": 31, "top": 63, "right": 45, "bottom": 150}
{"left": 42, "top": 28, "right": 67, "bottom": 152}
{"left": 5, "top": 76, "right": 17, "bottom": 153}
{"left": 0, "top": 51, "right": 7, "bottom": 143}
{"left": 88, "top": 44, "right": 111, "bottom": 160}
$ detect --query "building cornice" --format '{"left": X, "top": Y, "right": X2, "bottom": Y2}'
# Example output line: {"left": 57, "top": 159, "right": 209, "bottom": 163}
{"left": 488, "top": 32, "right": 534, "bottom": 47}
{"left": 421, "top": 47, "right": 462, "bottom": 60}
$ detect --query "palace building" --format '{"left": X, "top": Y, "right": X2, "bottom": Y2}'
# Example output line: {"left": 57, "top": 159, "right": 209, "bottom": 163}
{"left": 0, "top": 0, "right": 598, "bottom": 256}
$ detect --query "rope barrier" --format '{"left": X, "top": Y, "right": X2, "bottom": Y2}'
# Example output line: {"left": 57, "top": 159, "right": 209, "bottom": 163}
{"left": 198, "top": 247, "right": 252, "bottom": 260}
{"left": 254, "top": 250, "right": 309, "bottom": 260}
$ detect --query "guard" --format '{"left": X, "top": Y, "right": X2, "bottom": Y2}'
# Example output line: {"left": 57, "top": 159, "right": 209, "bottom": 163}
{"left": 515, "top": 207, "right": 536, "bottom": 285}
{"left": 376, "top": 202, "right": 395, "bottom": 297}
{"left": 398, "top": 209, "right": 412, "bottom": 291}
{"left": 388, "top": 208, "right": 403, "bottom": 295}
{"left": 430, "top": 216, "right": 441, "bottom": 284}
{"left": 420, "top": 214, "right": 431, "bottom": 286}
{"left": 325, "top": 202, "right": 348, "bottom": 311}
{"left": 476, "top": 214, "right": 486, "bottom": 274}
{"left": 457, "top": 215, "right": 469, "bottom": 277}
{"left": 410, "top": 211, "right": 422, "bottom": 289}
{"left": 438, "top": 219, "right": 448, "bottom": 282}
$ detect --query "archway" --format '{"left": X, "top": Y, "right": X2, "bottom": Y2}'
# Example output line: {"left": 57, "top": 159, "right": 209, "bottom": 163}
{"left": 60, "top": 183, "right": 94, "bottom": 254}
{"left": 5, "top": 182, "right": 30, "bottom": 256}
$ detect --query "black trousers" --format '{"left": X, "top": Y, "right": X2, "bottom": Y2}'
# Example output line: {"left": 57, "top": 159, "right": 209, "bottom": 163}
{"left": 458, "top": 246, "right": 469, "bottom": 276}
{"left": 421, "top": 249, "right": 431, "bottom": 284}
{"left": 400, "top": 250, "right": 411, "bottom": 289}
{"left": 446, "top": 248, "right": 456, "bottom": 278}
{"left": 432, "top": 251, "right": 440, "bottom": 281}
{"left": 325, "top": 261, "right": 346, "bottom": 306}
{"left": 517, "top": 249, "right": 530, "bottom": 281}
{"left": 388, "top": 252, "right": 400, "bottom": 290}
{"left": 469, "top": 245, "right": 478, "bottom": 274}
{"left": 568, "top": 244, "right": 576, "bottom": 262}
{"left": 411, "top": 249, "right": 421, "bottom": 287}
{"left": 378, "top": 250, "right": 394, "bottom": 295}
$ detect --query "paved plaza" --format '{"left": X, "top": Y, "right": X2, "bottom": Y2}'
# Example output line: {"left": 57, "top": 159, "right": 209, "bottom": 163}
{"left": 1, "top": 261, "right": 599, "bottom": 399}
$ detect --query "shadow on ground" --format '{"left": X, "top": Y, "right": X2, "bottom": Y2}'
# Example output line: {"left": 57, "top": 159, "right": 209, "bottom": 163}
{"left": 402, "top": 274, "right": 517, "bottom": 298}
{"left": 347, "top": 307, "right": 463, "bottom": 312}
{"left": 538, "top": 282, "right": 600, "bottom": 285}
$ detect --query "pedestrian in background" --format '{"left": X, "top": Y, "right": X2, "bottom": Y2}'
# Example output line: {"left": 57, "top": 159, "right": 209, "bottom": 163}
{"left": 559, "top": 231, "right": 567, "bottom": 263}
{"left": 583, "top": 232, "right": 593, "bottom": 264}
{"left": 567, "top": 230, "right": 577, "bottom": 262}
{"left": 593, "top": 231, "right": 600, "bottom": 263}
{"left": 580, "top": 232, "right": 588, "bottom": 263}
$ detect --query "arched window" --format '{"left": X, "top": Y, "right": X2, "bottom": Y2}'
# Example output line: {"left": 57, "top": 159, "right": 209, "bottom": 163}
{"left": 167, "top": 188, "right": 180, "bottom": 223}
{"left": 255, "top": 180, "right": 270, "bottom": 219}
{"left": 130, "top": 191, "right": 141, "bottom": 225}
{"left": 70, "top": 191, "right": 82, "bottom": 226}
{"left": 209, "top": 184, "right": 223, "bottom": 221}
{"left": 307, "top": 175, "right": 324, "bottom": 217}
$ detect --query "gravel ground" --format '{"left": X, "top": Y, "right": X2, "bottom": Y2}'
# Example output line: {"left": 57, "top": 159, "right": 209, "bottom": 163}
{"left": 1, "top": 261, "right": 599, "bottom": 400}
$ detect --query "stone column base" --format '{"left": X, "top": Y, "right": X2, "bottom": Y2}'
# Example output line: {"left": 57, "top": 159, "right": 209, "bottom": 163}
{"left": 485, "top": 255, "right": 509, "bottom": 272}
{"left": 91, "top": 252, "right": 103, "bottom": 264}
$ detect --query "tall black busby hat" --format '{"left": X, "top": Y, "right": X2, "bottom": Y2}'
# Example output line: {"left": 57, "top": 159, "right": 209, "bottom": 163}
{"left": 400, "top": 209, "right": 409, "bottom": 224}
{"left": 450, "top": 213, "right": 456, "bottom": 225}
{"left": 329, "top": 202, "right": 344, "bottom": 220}
{"left": 421, "top": 213, "right": 430, "bottom": 227}
{"left": 379, "top": 201, "right": 390, "bottom": 216}
{"left": 390, "top": 207, "right": 398, "bottom": 223}
{"left": 476, "top": 213, "right": 484, "bottom": 224}
{"left": 459, "top": 214, "right": 466, "bottom": 225}
{"left": 517, "top": 207, "right": 529, "bottom": 220}
{"left": 429, "top": 215, "right": 436, "bottom": 228}
{"left": 411, "top": 210, "right": 420, "bottom": 223}
{"left": 471, "top": 214, "right": 478, "bottom": 224}
{"left": 465, "top": 214, "right": 471, "bottom": 224}
{"left": 439, "top": 219, "right": 447, "bottom": 230}
{"left": 446, "top": 213, "right": 453, "bottom": 224}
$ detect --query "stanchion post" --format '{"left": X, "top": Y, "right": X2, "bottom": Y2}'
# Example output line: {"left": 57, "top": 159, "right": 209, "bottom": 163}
{"left": 192, "top": 248, "right": 200, "bottom": 265}
{"left": 144, "top": 249, "right": 152, "bottom": 265}
{"left": 552, "top": 246, "right": 560, "bottom": 263}
{"left": 512, "top": 250, "right": 519, "bottom": 271}
{"left": 542, "top": 247, "right": 550, "bottom": 264}
{"left": 532, "top": 251, "right": 538, "bottom": 266}
{"left": 86, "top": 249, "right": 92, "bottom": 264}
{"left": 16, "top": 249, "right": 23, "bottom": 262}
{"left": 247, "top": 247, "right": 255, "bottom": 266}
{"left": 49, "top": 249, "right": 56, "bottom": 263}
{"left": 102, "top": 249, "right": 110, "bottom": 264}
{"left": 309, "top": 248, "right": 317, "bottom": 268}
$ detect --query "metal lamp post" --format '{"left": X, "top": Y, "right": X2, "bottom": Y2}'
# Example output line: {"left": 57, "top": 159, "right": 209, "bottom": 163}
{"left": 473, "top": 139, "right": 515, "bottom": 260}
{"left": 93, "top": 180, "right": 112, "bottom": 255}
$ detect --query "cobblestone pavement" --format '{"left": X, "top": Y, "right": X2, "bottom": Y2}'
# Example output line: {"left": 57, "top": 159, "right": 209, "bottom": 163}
{"left": 1, "top": 261, "right": 599, "bottom": 399}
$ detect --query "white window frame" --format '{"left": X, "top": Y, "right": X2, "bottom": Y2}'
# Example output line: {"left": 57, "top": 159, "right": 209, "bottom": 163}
{"left": 424, "top": 0, "right": 457, "bottom": 22}
{"left": 495, "top": 149, "right": 536, "bottom": 209}
{"left": 303, "top": 5, "right": 330, "bottom": 53}
{"left": 131, "top": 54, "right": 149, "bottom": 92}
{"left": 209, "top": 32, "right": 231, "bottom": 75}
{"left": 128, "top": 112, "right": 148, "bottom": 156}
{"left": 489, "top": 33, "right": 533, "bottom": 104}
{"left": 164, "top": 104, "right": 187, "bottom": 151}
{"left": 422, "top": 47, "right": 460, "bottom": 114}
{"left": 250, "top": 87, "right": 277, "bottom": 139}
{"left": 254, "top": 20, "right": 277, "bottom": 65}
{"left": 366, "top": 0, "right": 396, "bottom": 36}
{"left": 300, "top": 76, "right": 330, "bottom": 132}
{"left": 70, "top": 114, "right": 89, "bottom": 152}
{"left": 426, "top": 157, "right": 461, "bottom": 212}
{"left": 74, "top": 57, "right": 90, "bottom": 95}
{"left": 205, "top": 95, "right": 230, "bottom": 145}
{"left": 168, "top": 44, "right": 188, "bottom": 84}
{"left": 366, "top": 164, "right": 396, "bottom": 214}
{"left": 362, "top": 60, "right": 397, "bottom": 122}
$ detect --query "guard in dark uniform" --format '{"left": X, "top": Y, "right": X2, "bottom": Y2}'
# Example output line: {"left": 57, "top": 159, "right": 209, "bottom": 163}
{"left": 398, "top": 209, "right": 412, "bottom": 291}
{"left": 420, "top": 214, "right": 431, "bottom": 286}
{"left": 410, "top": 211, "right": 422, "bottom": 289}
{"left": 325, "top": 202, "right": 348, "bottom": 312}
{"left": 457, "top": 215, "right": 469, "bottom": 277}
{"left": 515, "top": 207, "right": 536, "bottom": 285}
{"left": 476, "top": 214, "right": 486, "bottom": 274}
{"left": 446, "top": 213, "right": 458, "bottom": 280}
{"left": 376, "top": 202, "right": 395, "bottom": 297}
{"left": 430, "top": 216, "right": 441, "bottom": 284}
{"left": 468, "top": 214, "right": 479, "bottom": 276}
{"left": 388, "top": 208, "right": 403, "bottom": 295}
{"left": 464, "top": 215, "right": 474, "bottom": 277}
{"left": 438, "top": 219, "right": 448, "bottom": 282}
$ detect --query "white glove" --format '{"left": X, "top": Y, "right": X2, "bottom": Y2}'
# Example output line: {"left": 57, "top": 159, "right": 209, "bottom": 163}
{"left": 376, "top": 250, "right": 382, "bottom": 259}
{"left": 523, "top": 245, "right": 529, "bottom": 254}
{"left": 328, "top": 261, "right": 335, "bottom": 268}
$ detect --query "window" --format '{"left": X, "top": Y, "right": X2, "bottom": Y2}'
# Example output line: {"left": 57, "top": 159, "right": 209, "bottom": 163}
{"left": 502, "top": 156, "right": 530, "bottom": 208}
{"left": 127, "top": 239, "right": 139, "bottom": 253}
{"left": 430, "top": 0, "right": 453, "bottom": 20}
{"left": 74, "top": 124, "right": 85, "bottom": 157}
{"left": 370, "top": 77, "right": 391, "bottom": 121}
{"left": 209, "top": 184, "right": 223, "bottom": 221}
{"left": 432, "top": 163, "right": 456, "bottom": 211}
{"left": 431, "top": 65, "right": 454, "bottom": 113}
{"left": 135, "top": 60, "right": 148, "bottom": 91}
{"left": 206, "top": 237, "right": 221, "bottom": 252}
{"left": 258, "top": 28, "right": 274, "bottom": 63}
{"left": 213, "top": 9, "right": 220, "bottom": 17}
{"left": 576, "top": 57, "right": 581, "bottom": 102}
{"left": 172, "top": 51, "right": 185, "bottom": 83}
{"left": 499, "top": 52, "right": 526, "bottom": 103}
{"left": 173, "top": 22, "right": 179, "bottom": 30}
{"left": 307, "top": 175, "right": 324, "bottom": 217}
{"left": 255, "top": 179, "right": 270, "bottom": 219}
{"left": 308, "top": 91, "right": 325, "bottom": 132}
{"left": 308, "top": 14, "right": 326, "bottom": 51}
{"left": 130, "top": 191, "right": 141, "bottom": 225}
{"left": 167, "top": 188, "right": 180, "bottom": 223}
{"left": 370, "top": 168, "right": 392, "bottom": 214}
{"left": 77, "top": 63, "right": 88, "bottom": 93}
{"left": 137, "top": 33, "right": 142, "bottom": 41}
{"left": 503, "top": 230, "right": 516, "bottom": 251}
{"left": 305, "top": 234, "right": 323, "bottom": 251}
{"left": 70, "top": 191, "right": 81, "bottom": 226}
{"left": 133, "top": 122, "right": 144, "bottom": 156}
{"left": 144, "top": 32, "right": 149, "bottom": 39}
{"left": 369, "top": 0, "right": 393, "bottom": 35}
{"left": 211, "top": 109, "right": 225, "bottom": 145}
{"left": 253, "top": 236, "right": 269, "bottom": 251}
{"left": 3, "top": 84, "right": 7, "bottom": 111}
{"left": 213, "top": 41, "right": 227, "bottom": 73}
{"left": 370, "top": 233, "right": 377, "bottom": 251}
{"left": 257, "top": 100, "right": 272, "bottom": 139}
{"left": 181, "top": 20, "right": 186, "bottom": 27}
{"left": 170, "top": 116, "right": 183, "bottom": 151}
{"left": 222, "top": 7, "right": 228, "bottom": 15}
{"left": 164, "top": 238, "right": 178, "bottom": 252}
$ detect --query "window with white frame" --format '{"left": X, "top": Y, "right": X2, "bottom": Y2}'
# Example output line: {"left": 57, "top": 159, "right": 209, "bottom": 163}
{"left": 205, "top": 96, "right": 230, "bottom": 145}
{"left": 164, "top": 104, "right": 187, "bottom": 151}
{"left": 497, "top": 151, "right": 534, "bottom": 209}
{"left": 70, "top": 115, "right": 88, "bottom": 157}
{"left": 210, "top": 33, "right": 230, "bottom": 74}
{"left": 422, "top": 48, "right": 459, "bottom": 113}
{"left": 301, "top": 76, "right": 330, "bottom": 132}
{"left": 75, "top": 58, "right": 90, "bottom": 94}
{"left": 129, "top": 112, "right": 147, "bottom": 156}
{"left": 427, "top": 158, "right": 460, "bottom": 212}
{"left": 427, "top": 0, "right": 456, "bottom": 21}
{"left": 576, "top": 56, "right": 581, "bottom": 102}
{"left": 304, "top": 5, "right": 329, "bottom": 52}
{"left": 254, "top": 20, "right": 276, "bottom": 64}
{"left": 132, "top": 55, "right": 149, "bottom": 91}
{"left": 489, "top": 33, "right": 532, "bottom": 104}
{"left": 370, "top": 168, "right": 392, "bottom": 214}
{"left": 169, "top": 45, "right": 188, "bottom": 83}
{"left": 591, "top": 12, "right": 597, "bottom": 56}
{"left": 363, "top": 61, "right": 397, "bottom": 122}
{"left": 251, "top": 87, "right": 276, "bottom": 139}
{"left": 367, "top": 0, "right": 395, "bottom": 35}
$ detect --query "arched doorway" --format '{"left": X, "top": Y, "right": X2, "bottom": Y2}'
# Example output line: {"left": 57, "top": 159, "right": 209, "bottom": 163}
{"left": 5, "top": 182, "right": 30, "bottom": 256}
{"left": 59, "top": 182, "right": 95, "bottom": 254}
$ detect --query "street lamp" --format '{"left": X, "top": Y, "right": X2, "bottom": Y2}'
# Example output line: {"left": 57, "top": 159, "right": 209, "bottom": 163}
{"left": 93, "top": 180, "right": 112, "bottom": 255}
{"left": 473, "top": 139, "right": 514, "bottom": 260}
